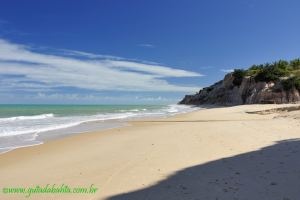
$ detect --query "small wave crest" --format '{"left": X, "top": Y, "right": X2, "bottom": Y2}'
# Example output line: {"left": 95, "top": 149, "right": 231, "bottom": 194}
{"left": 164, "top": 104, "right": 199, "bottom": 114}
{"left": 0, "top": 122, "right": 81, "bottom": 137}
{"left": 0, "top": 113, "right": 54, "bottom": 122}
{"left": 0, "top": 105, "right": 200, "bottom": 138}
{"left": 0, "top": 105, "right": 200, "bottom": 153}
{"left": 0, "top": 112, "right": 138, "bottom": 137}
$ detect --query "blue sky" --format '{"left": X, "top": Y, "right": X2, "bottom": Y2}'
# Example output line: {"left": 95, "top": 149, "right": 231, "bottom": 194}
{"left": 1, "top": 0, "right": 300, "bottom": 104}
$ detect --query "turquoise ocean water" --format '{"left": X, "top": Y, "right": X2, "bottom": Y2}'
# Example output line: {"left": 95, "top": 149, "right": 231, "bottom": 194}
{"left": 0, "top": 104, "right": 198, "bottom": 153}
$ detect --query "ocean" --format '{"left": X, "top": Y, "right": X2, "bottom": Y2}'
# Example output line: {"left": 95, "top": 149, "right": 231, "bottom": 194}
{"left": 0, "top": 104, "right": 198, "bottom": 153}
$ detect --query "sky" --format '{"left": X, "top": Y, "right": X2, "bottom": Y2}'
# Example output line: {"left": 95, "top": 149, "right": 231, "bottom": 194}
{"left": 0, "top": 0, "right": 300, "bottom": 104}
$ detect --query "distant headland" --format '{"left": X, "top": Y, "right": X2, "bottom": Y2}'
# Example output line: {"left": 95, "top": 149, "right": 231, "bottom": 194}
{"left": 180, "top": 59, "right": 300, "bottom": 105}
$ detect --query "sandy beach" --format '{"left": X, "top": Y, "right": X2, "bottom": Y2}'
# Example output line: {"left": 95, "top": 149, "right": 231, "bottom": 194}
{"left": 1, "top": 104, "right": 300, "bottom": 200}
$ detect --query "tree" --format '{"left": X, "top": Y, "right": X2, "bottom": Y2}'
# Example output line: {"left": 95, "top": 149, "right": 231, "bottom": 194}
{"left": 232, "top": 69, "right": 246, "bottom": 86}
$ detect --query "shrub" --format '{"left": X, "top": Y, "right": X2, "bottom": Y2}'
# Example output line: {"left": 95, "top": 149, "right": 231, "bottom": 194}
{"left": 206, "top": 87, "right": 213, "bottom": 92}
{"left": 228, "top": 58, "right": 299, "bottom": 84}
{"left": 254, "top": 62, "right": 291, "bottom": 82}
{"left": 254, "top": 69, "right": 280, "bottom": 82}
{"left": 290, "top": 58, "right": 300, "bottom": 70}
{"left": 275, "top": 60, "right": 289, "bottom": 69}
{"left": 232, "top": 69, "right": 246, "bottom": 86}
{"left": 281, "top": 77, "right": 300, "bottom": 91}
{"left": 246, "top": 64, "right": 264, "bottom": 76}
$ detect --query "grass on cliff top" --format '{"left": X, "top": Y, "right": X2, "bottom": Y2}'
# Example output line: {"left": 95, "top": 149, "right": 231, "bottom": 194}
{"left": 232, "top": 58, "right": 300, "bottom": 90}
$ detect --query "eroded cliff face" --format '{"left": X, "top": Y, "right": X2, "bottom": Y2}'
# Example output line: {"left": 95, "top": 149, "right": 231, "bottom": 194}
{"left": 179, "top": 73, "right": 300, "bottom": 105}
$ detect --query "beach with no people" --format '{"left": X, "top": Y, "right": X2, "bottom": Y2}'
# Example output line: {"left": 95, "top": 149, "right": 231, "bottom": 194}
{"left": 1, "top": 104, "right": 300, "bottom": 200}
{"left": 1, "top": 1, "right": 300, "bottom": 200}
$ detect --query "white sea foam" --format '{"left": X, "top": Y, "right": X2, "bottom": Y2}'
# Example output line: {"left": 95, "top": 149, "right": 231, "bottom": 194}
{"left": 0, "top": 104, "right": 199, "bottom": 153}
{"left": 0, "top": 113, "right": 54, "bottom": 122}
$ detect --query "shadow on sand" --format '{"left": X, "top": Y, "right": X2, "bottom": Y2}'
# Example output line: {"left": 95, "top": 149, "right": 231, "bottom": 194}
{"left": 106, "top": 139, "right": 300, "bottom": 200}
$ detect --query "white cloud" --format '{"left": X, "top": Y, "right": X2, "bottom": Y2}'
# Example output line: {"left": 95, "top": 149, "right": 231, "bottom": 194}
{"left": 0, "top": 38, "right": 202, "bottom": 93}
{"left": 59, "top": 49, "right": 124, "bottom": 60}
{"left": 138, "top": 43, "right": 155, "bottom": 48}
{"left": 0, "top": 92, "right": 179, "bottom": 104}
{"left": 221, "top": 69, "right": 234, "bottom": 73}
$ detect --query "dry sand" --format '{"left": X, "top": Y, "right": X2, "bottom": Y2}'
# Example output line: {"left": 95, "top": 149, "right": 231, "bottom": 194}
{"left": 1, "top": 104, "right": 300, "bottom": 200}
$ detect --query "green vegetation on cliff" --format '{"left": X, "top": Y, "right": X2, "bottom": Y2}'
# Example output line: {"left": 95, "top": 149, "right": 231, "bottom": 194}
{"left": 232, "top": 58, "right": 300, "bottom": 90}
{"left": 232, "top": 69, "right": 247, "bottom": 86}
{"left": 282, "top": 77, "right": 300, "bottom": 91}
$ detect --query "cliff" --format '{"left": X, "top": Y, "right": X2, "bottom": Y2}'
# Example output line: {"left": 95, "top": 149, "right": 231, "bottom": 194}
{"left": 179, "top": 73, "right": 300, "bottom": 106}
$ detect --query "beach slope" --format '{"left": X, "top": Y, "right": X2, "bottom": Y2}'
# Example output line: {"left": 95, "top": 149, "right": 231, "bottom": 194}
{"left": 1, "top": 104, "right": 300, "bottom": 200}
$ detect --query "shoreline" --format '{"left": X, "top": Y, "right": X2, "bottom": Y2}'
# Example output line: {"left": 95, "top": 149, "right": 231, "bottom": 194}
{"left": 0, "top": 119, "right": 127, "bottom": 154}
{"left": 0, "top": 104, "right": 200, "bottom": 154}
{"left": 1, "top": 104, "right": 300, "bottom": 200}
